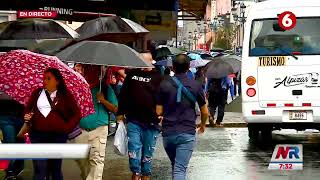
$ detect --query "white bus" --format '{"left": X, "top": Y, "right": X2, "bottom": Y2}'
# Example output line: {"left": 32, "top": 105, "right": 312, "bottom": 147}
{"left": 242, "top": 0, "right": 320, "bottom": 140}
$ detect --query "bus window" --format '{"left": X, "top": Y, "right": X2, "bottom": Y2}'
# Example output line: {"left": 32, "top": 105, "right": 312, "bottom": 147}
{"left": 249, "top": 17, "right": 320, "bottom": 56}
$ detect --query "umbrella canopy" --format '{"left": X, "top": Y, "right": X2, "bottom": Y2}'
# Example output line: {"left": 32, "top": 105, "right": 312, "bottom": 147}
{"left": 32, "top": 39, "right": 72, "bottom": 55}
{"left": 204, "top": 56, "right": 241, "bottom": 79}
{"left": 0, "top": 39, "right": 39, "bottom": 50}
{"left": 188, "top": 53, "right": 202, "bottom": 61}
{"left": 56, "top": 41, "right": 153, "bottom": 68}
{"left": 76, "top": 16, "right": 149, "bottom": 40}
{"left": 190, "top": 59, "right": 211, "bottom": 68}
{"left": 0, "top": 19, "right": 79, "bottom": 40}
{"left": 0, "top": 50, "right": 94, "bottom": 117}
{"left": 154, "top": 59, "right": 173, "bottom": 67}
{"left": 0, "top": 39, "right": 71, "bottom": 55}
{"left": 154, "top": 46, "right": 184, "bottom": 60}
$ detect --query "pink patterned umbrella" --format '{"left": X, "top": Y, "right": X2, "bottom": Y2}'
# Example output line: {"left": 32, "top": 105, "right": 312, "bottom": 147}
{"left": 0, "top": 50, "right": 94, "bottom": 118}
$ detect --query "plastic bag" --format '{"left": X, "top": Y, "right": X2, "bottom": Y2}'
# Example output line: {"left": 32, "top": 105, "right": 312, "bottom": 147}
{"left": 113, "top": 121, "right": 128, "bottom": 156}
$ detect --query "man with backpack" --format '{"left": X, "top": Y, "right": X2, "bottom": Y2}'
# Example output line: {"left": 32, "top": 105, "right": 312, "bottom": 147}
{"left": 156, "top": 54, "right": 209, "bottom": 180}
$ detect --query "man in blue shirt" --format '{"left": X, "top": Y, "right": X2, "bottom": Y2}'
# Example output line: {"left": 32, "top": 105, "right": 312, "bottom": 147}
{"left": 156, "top": 54, "right": 209, "bottom": 180}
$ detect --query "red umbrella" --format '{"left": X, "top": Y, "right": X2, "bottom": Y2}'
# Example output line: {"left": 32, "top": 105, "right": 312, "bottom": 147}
{"left": 0, "top": 50, "right": 94, "bottom": 118}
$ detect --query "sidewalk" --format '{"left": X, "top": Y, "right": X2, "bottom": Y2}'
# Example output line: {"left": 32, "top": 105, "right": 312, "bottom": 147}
{"left": 198, "top": 94, "right": 247, "bottom": 128}
{"left": 197, "top": 112, "right": 247, "bottom": 128}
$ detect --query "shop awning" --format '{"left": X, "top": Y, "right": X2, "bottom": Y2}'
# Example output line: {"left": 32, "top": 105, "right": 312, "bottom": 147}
{"left": 179, "top": 0, "right": 208, "bottom": 20}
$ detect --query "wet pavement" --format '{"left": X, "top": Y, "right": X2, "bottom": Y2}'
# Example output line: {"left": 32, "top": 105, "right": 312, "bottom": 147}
{"left": 3, "top": 128, "right": 320, "bottom": 180}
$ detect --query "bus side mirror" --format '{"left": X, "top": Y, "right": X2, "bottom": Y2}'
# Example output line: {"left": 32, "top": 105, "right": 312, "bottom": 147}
{"left": 273, "top": 23, "right": 286, "bottom": 32}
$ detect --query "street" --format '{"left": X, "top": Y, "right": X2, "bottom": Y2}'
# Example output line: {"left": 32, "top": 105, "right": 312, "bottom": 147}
{"left": 5, "top": 127, "right": 320, "bottom": 180}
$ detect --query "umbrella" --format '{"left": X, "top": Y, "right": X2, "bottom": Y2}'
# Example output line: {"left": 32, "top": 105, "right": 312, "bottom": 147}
{"left": 154, "top": 46, "right": 184, "bottom": 60}
{"left": 190, "top": 59, "right": 211, "bottom": 68}
{"left": 0, "top": 39, "right": 39, "bottom": 50}
{"left": 0, "top": 39, "right": 71, "bottom": 55}
{"left": 56, "top": 41, "right": 153, "bottom": 68}
{"left": 155, "top": 59, "right": 172, "bottom": 67}
{"left": 76, "top": 16, "right": 149, "bottom": 40}
{"left": 188, "top": 53, "right": 202, "bottom": 61}
{"left": 32, "top": 39, "right": 72, "bottom": 55}
{"left": 204, "top": 56, "right": 241, "bottom": 79}
{"left": 0, "top": 19, "right": 79, "bottom": 40}
{"left": 0, "top": 50, "right": 94, "bottom": 117}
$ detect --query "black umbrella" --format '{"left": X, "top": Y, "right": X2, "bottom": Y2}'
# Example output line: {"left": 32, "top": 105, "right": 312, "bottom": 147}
{"left": 153, "top": 46, "right": 184, "bottom": 60}
{"left": 32, "top": 39, "right": 72, "bottom": 55}
{"left": 0, "top": 19, "right": 79, "bottom": 40}
{"left": 204, "top": 56, "right": 241, "bottom": 79}
{"left": 56, "top": 41, "right": 153, "bottom": 68}
{"left": 76, "top": 16, "right": 149, "bottom": 40}
{"left": 0, "top": 39, "right": 72, "bottom": 55}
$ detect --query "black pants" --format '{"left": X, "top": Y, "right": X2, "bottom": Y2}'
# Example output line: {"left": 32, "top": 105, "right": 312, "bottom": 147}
{"left": 30, "top": 131, "right": 67, "bottom": 180}
{"left": 208, "top": 92, "right": 227, "bottom": 123}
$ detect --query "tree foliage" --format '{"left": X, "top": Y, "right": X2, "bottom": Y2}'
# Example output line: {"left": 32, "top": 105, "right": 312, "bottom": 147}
{"left": 214, "top": 25, "right": 236, "bottom": 50}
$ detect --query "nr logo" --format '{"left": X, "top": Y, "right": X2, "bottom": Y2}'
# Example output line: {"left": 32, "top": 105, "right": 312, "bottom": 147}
{"left": 275, "top": 146, "right": 300, "bottom": 159}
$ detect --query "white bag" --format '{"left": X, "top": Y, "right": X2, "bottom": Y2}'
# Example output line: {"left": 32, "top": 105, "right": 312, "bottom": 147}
{"left": 113, "top": 121, "right": 128, "bottom": 156}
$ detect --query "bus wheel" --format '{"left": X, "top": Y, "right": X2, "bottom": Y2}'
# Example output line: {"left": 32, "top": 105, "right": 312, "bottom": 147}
{"left": 248, "top": 124, "right": 259, "bottom": 140}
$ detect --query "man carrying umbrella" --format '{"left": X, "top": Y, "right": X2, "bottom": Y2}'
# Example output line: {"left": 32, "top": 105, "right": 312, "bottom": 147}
{"left": 117, "top": 51, "right": 163, "bottom": 180}
{"left": 72, "top": 64, "right": 118, "bottom": 180}
{"left": 207, "top": 76, "right": 233, "bottom": 127}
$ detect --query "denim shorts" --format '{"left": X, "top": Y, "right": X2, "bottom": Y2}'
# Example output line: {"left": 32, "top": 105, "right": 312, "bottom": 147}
{"left": 127, "top": 121, "right": 160, "bottom": 176}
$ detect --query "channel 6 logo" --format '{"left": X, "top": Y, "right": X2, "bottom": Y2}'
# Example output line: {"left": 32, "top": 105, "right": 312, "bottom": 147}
{"left": 268, "top": 144, "right": 303, "bottom": 170}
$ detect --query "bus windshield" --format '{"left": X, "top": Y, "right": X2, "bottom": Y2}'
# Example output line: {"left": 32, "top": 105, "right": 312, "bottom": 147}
{"left": 249, "top": 17, "right": 320, "bottom": 56}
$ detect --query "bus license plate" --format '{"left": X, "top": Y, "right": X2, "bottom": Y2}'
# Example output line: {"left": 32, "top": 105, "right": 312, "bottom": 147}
{"left": 289, "top": 111, "right": 307, "bottom": 120}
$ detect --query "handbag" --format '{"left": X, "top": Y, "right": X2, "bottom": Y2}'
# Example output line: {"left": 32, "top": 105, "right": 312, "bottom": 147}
{"left": 68, "top": 125, "right": 82, "bottom": 140}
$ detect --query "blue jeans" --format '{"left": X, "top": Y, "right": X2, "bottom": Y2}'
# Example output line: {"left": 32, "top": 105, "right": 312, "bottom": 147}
{"left": 163, "top": 133, "right": 196, "bottom": 180}
{"left": 0, "top": 116, "right": 24, "bottom": 174}
{"left": 127, "top": 122, "right": 160, "bottom": 176}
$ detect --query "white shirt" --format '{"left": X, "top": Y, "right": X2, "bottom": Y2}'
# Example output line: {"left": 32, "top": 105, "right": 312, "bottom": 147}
{"left": 37, "top": 90, "right": 57, "bottom": 118}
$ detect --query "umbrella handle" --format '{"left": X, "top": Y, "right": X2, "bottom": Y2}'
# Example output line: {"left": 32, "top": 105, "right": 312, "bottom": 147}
{"left": 98, "top": 66, "right": 105, "bottom": 104}
{"left": 99, "top": 66, "right": 104, "bottom": 92}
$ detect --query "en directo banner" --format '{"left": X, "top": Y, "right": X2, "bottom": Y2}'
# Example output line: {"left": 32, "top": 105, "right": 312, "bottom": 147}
{"left": 17, "top": 11, "right": 58, "bottom": 19}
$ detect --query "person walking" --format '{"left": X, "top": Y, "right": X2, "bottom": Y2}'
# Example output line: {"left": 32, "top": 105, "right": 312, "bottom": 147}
{"left": 156, "top": 54, "right": 209, "bottom": 180}
{"left": 72, "top": 64, "right": 118, "bottom": 180}
{"left": 207, "top": 76, "right": 233, "bottom": 127}
{"left": 117, "top": 51, "right": 163, "bottom": 180}
{"left": 0, "top": 92, "right": 25, "bottom": 180}
{"left": 24, "top": 68, "right": 81, "bottom": 180}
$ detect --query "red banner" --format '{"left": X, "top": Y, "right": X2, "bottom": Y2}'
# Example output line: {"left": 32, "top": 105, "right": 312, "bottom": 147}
{"left": 17, "top": 11, "right": 57, "bottom": 19}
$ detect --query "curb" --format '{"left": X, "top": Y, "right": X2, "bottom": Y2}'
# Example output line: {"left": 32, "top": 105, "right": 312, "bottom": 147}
{"left": 205, "top": 122, "right": 247, "bottom": 128}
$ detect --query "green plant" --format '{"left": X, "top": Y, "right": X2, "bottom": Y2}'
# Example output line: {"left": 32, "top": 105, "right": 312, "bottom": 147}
{"left": 214, "top": 25, "right": 236, "bottom": 50}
